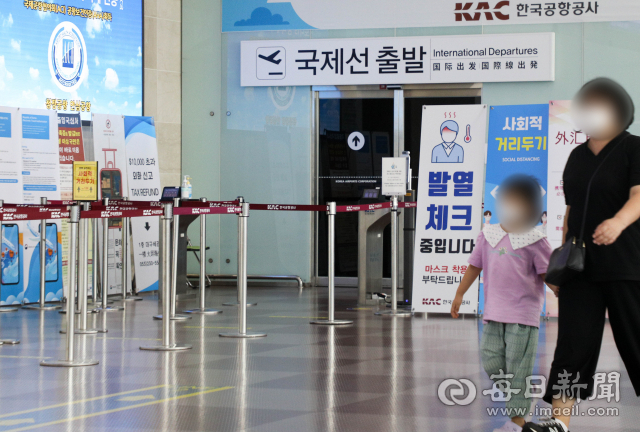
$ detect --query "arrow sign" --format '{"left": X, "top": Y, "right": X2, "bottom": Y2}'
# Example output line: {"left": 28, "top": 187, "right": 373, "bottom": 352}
{"left": 347, "top": 131, "right": 365, "bottom": 151}
{"left": 144, "top": 222, "right": 151, "bottom": 231}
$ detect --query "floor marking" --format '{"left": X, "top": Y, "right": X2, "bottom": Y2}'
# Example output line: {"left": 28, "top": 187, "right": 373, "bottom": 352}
{"left": 0, "top": 385, "right": 167, "bottom": 420}
{"left": 2, "top": 386, "right": 234, "bottom": 432}
{"left": 117, "top": 395, "right": 155, "bottom": 402}
{"left": 269, "top": 316, "right": 328, "bottom": 319}
{"left": 0, "top": 420, "right": 33, "bottom": 427}
{"left": 185, "top": 326, "right": 251, "bottom": 330}
{"left": 0, "top": 355, "right": 51, "bottom": 360}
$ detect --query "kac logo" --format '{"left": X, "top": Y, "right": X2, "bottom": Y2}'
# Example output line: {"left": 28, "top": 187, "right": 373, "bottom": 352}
{"left": 454, "top": 1, "right": 510, "bottom": 21}
{"left": 423, "top": 298, "right": 442, "bottom": 305}
{"left": 48, "top": 21, "right": 88, "bottom": 92}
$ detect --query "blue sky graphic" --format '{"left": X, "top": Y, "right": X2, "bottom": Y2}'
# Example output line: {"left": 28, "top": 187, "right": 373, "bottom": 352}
{"left": 0, "top": 0, "right": 143, "bottom": 120}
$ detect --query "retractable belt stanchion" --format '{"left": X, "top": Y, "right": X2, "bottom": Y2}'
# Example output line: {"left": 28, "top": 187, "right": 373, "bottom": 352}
{"left": 375, "top": 196, "right": 411, "bottom": 317}
{"left": 154, "top": 198, "right": 190, "bottom": 320}
{"left": 23, "top": 197, "right": 61, "bottom": 311}
{"left": 42, "top": 205, "right": 98, "bottom": 367}
{"left": 140, "top": 202, "right": 192, "bottom": 351}
{"left": 95, "top": 197, "right": 123, "bottom": 312}
{"left": 223, "top": 197, "right": 257, "bottom": 307}
{"left": 121, "top": 197, "right": 142, "bottom": 302}
{"left": 220, "top": 202, "right": 266, "bottom": 338}
{"left": 0, "top": 200, "right": 19, "bottom": 313}
{"left": 184, "top": 197, "right": 222, "bottom": 315}
{"left": 90, "top": 214, "right": 99, "bottom": 305}
{"left": 311, "top": 202, "right": 352, "bottom": 326}
{"left": 63, "top": 203, "right": 100, "bottom": 334}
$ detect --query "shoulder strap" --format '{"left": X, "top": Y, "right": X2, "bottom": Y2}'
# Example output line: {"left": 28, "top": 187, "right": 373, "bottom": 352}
{"left": 578, "top": 136, "right": 628, "bottom": 241}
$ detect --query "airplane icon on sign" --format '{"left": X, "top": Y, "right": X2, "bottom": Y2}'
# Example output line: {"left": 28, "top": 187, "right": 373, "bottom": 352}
{"left": 258, "top": 50, "right": 282, "bottom": 64}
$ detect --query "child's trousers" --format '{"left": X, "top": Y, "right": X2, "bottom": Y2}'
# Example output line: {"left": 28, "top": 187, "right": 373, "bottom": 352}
{"left": 481, "top": 321, "right": 539, "bottom": 414}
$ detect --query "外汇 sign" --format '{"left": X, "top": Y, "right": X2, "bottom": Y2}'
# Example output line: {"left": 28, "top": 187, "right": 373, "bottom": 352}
{"left": 241, "top": 33, "right": 555, "bottom": 87}
{"left": 381, "top": 157, "right": 408, "bottom": 197}
{"left": 72, "top": 161, "right": 98, "bottom": 201}
{"left": 412, "top": 104, "right": 487, "bottom": 314}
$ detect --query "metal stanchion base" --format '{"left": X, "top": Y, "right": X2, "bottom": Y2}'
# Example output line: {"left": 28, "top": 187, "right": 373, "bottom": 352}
{"left": 152, "top": 314, "right": 192, "bottom": 321}
{"left": 94, "top": 305, "right": 124, "bottom": 312}
{"left": 139, "top": 344, "right": 192, "bottom": 351}
{"left": 310, "top": 319, "right": 353, "bottom": 325}
{"left": 59, "top": 310, "right": 96, "bottom": 314}
{"left": 121, "top": 296, "right": 143, "bottom": 301}
{"left": 183, "top": 308, "right": 223, "bottom": 315}
{"left": 60, "top": 329, "right": 99, "bottom": 334}
{"left": 22, "top": 304, "right": 62, "bottom": 310}
{"left": 219, "top": 332, "right": 267, "bottom": 338}
{"left": 40, "top": 359, "right": 99, "bottom": 367}
{"left": 222, "top": 301, "right": 257, "bottom": 307}
{"left": 0, "top": 339, "right": 20, "bottom": 344}
{"left": 374, "top": 309, "right": 413, "bottom": 317}
{"left": 0, "top": 307, "right": 19, "bottom": 313}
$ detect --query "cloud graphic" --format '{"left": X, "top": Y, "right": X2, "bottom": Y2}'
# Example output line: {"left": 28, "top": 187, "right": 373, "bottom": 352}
{"left": 44, "top": 89, "right": 55, "bottom": 99}
{"left": 29, "top": 67, "right": 39, "bottom": 80}
{"left": 2, "top": 13, "right": 13, "bottom": 27}
{"left": 137, "top": 46, "right": 142, "bottom": 57}
{"left": 10, "top": 39, "right": 20, "bottom": 52}
{"left": 103, "top": 68, "right": 119, "bottom": 90}
{"left": 235, "top": 7, "right": 289, "bottom": 26}
{"left": 136, "top": 101, "right": 142, "bottom": 109}
{"left": 95, "top": 56, "right": 100, "bottom": 66}
{"left": 0, "top": 56, "right": 13, "bottom": 90}
{"left": 86, "top": 3, "right": 104, "bottom": 38}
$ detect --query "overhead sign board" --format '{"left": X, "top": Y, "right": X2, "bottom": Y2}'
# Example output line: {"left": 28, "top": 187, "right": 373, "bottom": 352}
{"left": 241, "top": 33, "right": 555, "bottom": 87}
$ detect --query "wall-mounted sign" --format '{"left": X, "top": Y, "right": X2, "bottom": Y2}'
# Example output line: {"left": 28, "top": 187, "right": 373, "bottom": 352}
{"left": 381, "top": 157, "right": 408, "bottom": 197}
{"left": 72, "top": 161, "right": 98, "bottom": 202}
{"left": 224, "top": 1, "right": 639, "bottom": 32}
{"left": 241, "top": 33, "right": 555, "bottom": 87}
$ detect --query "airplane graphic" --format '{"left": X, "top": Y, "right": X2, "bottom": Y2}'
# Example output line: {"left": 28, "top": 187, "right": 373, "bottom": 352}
{"left": 259, "top": 50, "right": 282, "bottom": 64}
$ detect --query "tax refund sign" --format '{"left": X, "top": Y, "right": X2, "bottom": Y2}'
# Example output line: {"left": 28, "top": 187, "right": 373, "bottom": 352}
{"left": 412, "top": 105, "right": 487, "bottom": 314}
{"left": 241, "top": 33, "right": 555, "bottom": 87}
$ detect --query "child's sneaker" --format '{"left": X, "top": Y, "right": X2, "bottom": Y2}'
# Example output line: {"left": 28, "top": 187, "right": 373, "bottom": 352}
{"left": 493, "top": 420, "right": 522, "bottom": 432}
{"left": 523, "top": 419, "right": 569, "bottom": 432}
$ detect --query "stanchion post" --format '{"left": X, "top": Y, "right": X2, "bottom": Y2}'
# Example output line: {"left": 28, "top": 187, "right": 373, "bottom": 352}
{"left": 375, "top": 196, "right": 411, "bottom": 317}
{"left": 311, "top": 202, "right": 352, "bottom": 326}
{"left": 120, "top": 197, "right": 142, "bottom": 301}
{"left": 220, "top": 202, "right": 266, "bottom": 338}
{"left": 23, "top": 197, "right": 61, "bottom": 310}
{"left": 140, "top": 202, "right": 192, "bottom": 351}
{"left": 95, "top": 197, "right": 123, "bottom": 312}
{"left": 154, "top": 198, "right": 190, "bottom": 320}
{"left": 42, "top": 205, "right": 98, "bottom": 366}
{"left": 184, "top": 197, "right": 222, "bottom": 315}
{"left": 91, "top": 215, "right": 98, "bottom": 304}
{"left": 222, "top": 196, "right": 257, "bottom": 308}
{"left": 66, "top": 203, "right": 100, "bottom": 334}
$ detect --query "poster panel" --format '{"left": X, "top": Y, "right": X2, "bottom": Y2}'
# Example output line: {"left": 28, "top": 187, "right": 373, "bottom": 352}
{"left": 412, "top": 104, "right": 487, "bottom": 314}
{"left": 484, "top": 104, "right": 551, "bottom": 315}
{"left": 124, "top": 116, "right": 161, "bottom": 292}
{"left": 91, "top": 113, "right": 131, "bottom": 296}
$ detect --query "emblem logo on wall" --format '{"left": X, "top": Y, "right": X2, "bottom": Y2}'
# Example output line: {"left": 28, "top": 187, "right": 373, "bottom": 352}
{"left": 48, "top": 21, "right": 88, "bottom": 92}
{"left": 268, "top": 86, "right": 296, "bottom": 111}
{"left": 106, "top": 119, "right": 112, "bottom": 129}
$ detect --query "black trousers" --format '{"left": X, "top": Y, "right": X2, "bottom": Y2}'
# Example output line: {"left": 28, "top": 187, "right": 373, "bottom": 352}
{"left": 543, "top": 279, "right": 640, "bottom": 404}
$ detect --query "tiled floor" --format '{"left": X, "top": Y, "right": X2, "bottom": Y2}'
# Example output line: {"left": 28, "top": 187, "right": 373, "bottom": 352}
{"left": 0, "top": 285, "right": 636, "bottom": 431}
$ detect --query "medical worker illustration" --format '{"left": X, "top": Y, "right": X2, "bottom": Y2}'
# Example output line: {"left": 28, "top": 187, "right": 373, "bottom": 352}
{"left": 432, "top": 120, "right": 465, "bottom": 163}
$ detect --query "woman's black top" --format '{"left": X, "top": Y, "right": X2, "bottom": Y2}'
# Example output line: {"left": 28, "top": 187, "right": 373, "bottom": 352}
{"left": 563, "top": 131, "right": 640, "bottom": 281}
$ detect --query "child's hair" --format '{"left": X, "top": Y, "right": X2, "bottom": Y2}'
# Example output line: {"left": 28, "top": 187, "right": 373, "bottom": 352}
{"left": 484, "top": 210, "right": 492, "bottom": 216}
{"left": 498, "top": 174, "right": 543, "bottom": 227}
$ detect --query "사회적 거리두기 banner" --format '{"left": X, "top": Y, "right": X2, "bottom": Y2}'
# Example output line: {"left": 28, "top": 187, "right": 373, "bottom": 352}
{"left": 412, "top": 104, "right": 487, "bottom": 314}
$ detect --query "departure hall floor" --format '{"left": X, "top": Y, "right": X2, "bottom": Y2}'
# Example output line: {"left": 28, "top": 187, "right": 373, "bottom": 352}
{"left": 0, "top": 286, "right": 636, "bottom": 432}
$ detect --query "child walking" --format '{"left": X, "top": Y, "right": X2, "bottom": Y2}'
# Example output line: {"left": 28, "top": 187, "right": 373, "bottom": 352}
{"left": 451, "top": 175, "right": 556, "bottom": 432}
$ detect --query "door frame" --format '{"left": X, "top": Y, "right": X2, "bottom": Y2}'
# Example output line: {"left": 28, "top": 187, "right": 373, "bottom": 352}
{"left": 312, "top": 83, "right": 483, "bottom": 287}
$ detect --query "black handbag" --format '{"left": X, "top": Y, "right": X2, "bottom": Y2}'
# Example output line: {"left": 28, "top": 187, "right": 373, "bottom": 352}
{"left": 545, "top": 137, "right": 626, "bottom": 286}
